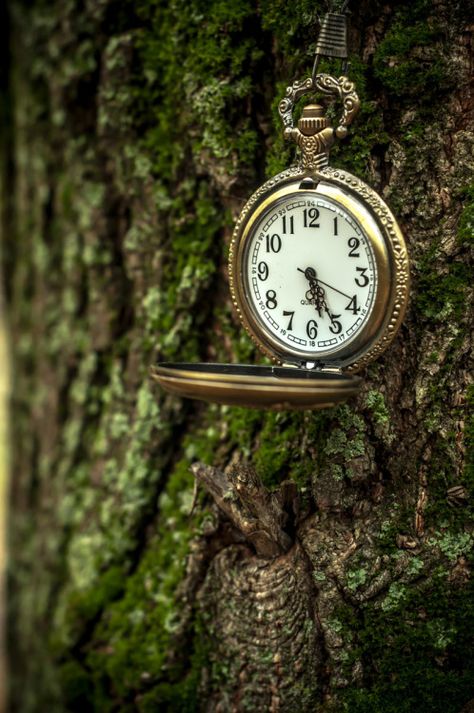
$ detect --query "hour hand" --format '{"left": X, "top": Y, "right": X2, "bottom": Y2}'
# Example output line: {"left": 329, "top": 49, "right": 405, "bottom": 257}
{"left": 297, "top": 266, "right": 317, "bottom": 281}
{"left": 298, "top": 266, "right": 330, "bottom": 317}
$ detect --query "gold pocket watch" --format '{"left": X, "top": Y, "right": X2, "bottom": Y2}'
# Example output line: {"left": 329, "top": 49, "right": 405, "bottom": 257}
{"left": 153, "top": 13, "right": 409, "bottom": 410}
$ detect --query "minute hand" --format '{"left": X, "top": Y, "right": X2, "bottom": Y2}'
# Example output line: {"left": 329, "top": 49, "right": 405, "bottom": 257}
{"left": 315, "top": 278, "right": 353, "bottom": 300}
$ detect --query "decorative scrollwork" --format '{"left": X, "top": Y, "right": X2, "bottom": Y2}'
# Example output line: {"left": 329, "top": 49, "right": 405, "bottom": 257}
{"left": 278, "top": 73, "right": 360, "bottom": 135}
{"left": 320, "top": 167, "right": 410, "bottom": 373}
{"left": 278, "top": 77, "right": 314, "bottom": 128}
{"left": 313, "top": 74, "right": 360, "bottom": 131}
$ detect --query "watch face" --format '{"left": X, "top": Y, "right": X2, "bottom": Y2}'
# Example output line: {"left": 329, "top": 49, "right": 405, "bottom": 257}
{"left": 242, "top": 190, "right": 377, "bottom": 360}
{"left": 230, "top": 170, "right": 409, "bottom": 371}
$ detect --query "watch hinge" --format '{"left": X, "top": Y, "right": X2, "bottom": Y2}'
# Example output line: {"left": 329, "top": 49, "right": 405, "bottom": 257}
{"left": 320, "top": 365, "right": 343, "bottom": 374}
{"left": 298, "top": 360, "right": 343, "bottom": 374}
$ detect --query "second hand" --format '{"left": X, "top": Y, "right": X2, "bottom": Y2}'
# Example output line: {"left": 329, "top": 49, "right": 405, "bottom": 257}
{"left": 297, "top": 268, "right": 351, "bottom": 300}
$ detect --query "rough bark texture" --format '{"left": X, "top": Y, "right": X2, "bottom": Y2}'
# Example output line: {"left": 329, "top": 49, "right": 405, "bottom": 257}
{"left": 2, "top": 0, "right": 474, "bottom": 711}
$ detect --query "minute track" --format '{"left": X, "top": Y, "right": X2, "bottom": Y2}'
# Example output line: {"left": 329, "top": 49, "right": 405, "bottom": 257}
{"left": 245, "top": 190, "right": 376, "bottom": 357}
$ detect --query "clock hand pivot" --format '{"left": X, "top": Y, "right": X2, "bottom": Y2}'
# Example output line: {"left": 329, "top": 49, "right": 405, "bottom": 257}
{"left": 298, "top": 266, "right": 330, "bottom": 318}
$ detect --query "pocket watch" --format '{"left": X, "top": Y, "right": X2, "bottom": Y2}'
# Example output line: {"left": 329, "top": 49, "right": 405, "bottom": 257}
{"left": 229, "top": 75, "right": 409, "bottom": 375}
{"left": 152, "top": 12, "right": 409, "bottom": 410}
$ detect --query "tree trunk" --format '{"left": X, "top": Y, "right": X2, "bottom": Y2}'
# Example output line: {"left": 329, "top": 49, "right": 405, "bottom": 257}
{"left": 2, "top": 0, "right": 473, "bottom": 711}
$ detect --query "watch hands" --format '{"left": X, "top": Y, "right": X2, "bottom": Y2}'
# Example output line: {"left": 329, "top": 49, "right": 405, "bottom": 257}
{"left": 298, "top": 266, "right": 330, "bottom": 318}
{"left": 297, "top": 267, "right": 352, "bottom": 301}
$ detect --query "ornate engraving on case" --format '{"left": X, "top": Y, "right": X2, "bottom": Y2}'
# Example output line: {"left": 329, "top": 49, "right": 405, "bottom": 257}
{"left": 284, "top": 104, "right": 336, "bottom": 170}
{"left": 321, "top": 167, "right": 410, "bottom": 372}
{"left": 228, "top": 165, "right": 303, "bottom": 331}
{"left": 278, "top": 74, "right": 360, "bottom": 171}
{"left": 278, "top": 74, "right": 360, "bottom": 138}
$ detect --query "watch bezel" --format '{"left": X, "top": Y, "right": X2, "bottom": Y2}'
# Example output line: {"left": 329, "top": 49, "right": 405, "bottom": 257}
{"left": 228, "top": 167, "right": 409, "bottom": 372}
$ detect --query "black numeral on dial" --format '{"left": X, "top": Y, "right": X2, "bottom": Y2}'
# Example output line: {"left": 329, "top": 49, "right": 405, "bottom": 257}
{"left": 282, "top": 216, "right": 294, "bottom": 234}
{"left": 347, "top": 237, "right": 360, "bottom": 257}
{"left": 345, "top": 295, "right": 361, "bottom": 314}
{"left": 265, "top": 290, "right": 277, "bottom": 309}
{"left": 265, "top": 234, "right": 281, "bottom": 253}
{"left": 306, "top": 320, "right": 318, "bottom": 339}
{"left": 329, "top": 314, "right": 342, "bottom": 334}
{"left": 283, "top": 310, "right": 294, "bottom": 330}
{"left": 257, "top": 261, "right": 269, "bottom": 281}
{"left": 355, "top": 267, "right": 369, "bottom": 287}
{"left": 303, "top": 208, "right": 320, "bottom": 228}
{"left": 333, "top": 217, "right": 338, "bottom": 235}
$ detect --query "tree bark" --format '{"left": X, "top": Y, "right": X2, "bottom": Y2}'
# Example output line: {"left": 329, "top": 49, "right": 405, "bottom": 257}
{"left": 2, "top": 0, "right": 473, "bottom": 711}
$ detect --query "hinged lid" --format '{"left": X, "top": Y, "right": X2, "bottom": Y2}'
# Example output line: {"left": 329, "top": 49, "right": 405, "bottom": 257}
{"left": 151, "top": 362, "right": 362, "bottom": 411}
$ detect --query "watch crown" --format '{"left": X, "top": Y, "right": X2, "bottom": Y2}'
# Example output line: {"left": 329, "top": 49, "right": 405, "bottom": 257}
{"left": 298, "top": 104, "right": 328, "bottom": 136}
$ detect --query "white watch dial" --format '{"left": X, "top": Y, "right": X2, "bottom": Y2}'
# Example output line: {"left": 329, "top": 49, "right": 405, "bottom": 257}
{"left": 244, "top": 192, "right": 378, "bottom": 358}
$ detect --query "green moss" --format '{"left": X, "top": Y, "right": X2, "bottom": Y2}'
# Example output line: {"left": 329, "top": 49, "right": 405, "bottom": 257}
{"left": 373, "top": 0, "right": 449, "bottom": 104}
{"left": 52, "top": 404, "right": 224, "bottom": 708}
{"left": 380, "top": 581, "right": 408, "bottom": 612}
{"left": 259, "top": 0, "right": 320, "bottom": 69}
{"left": 322, "top": 405, "right": 367, "bottom": 480}
{"left": 417, "top": 263, "right": 470, "bottom": 322}
{"left": 364, "top": 388, "right": 396, "bottom": 446}
{"left": 74, "top": 415, "right": 223, "bottom": 711}
{"left": 457, "top": 184, "right": 474, "bottom": 246}
{"left": 365, "top": 390, "right": 390, "bottom": 427}
{"left": 116, "top": 0, "right": 275, "bottom": 365}
{"left": 338, "top": 573, "right": 474, "bottom": 713}
{"left": 222, "top": 404, "right": 371, "bottom": 494}
{"left": 465, "top": 385, "right": 474, "bottom": 492}
{"left": 415, "top": 234, "right": 471, "bottom": 323}
{"left": 331, "top": 56, "right": 389, "bottom": 180}
{"left": 53, "top": 566, "right": 125, "bottom": 651}
{"left": 131, "top": 181, "right": 222, "bottom": 362}
{"left": 136, "top": 0, "right": 263, "bottom": 177}
{"left": 85, "top": 487, "right": 195, "bottom": 705}
{"left": 346, "top": 567, "right": 368, "bottom": 593}
{"left": 58, "top": 661, "right": 95, "bottom": 711}
{"left": 251, "top": 409, "right": 331, "bottom": 488}
{"left": 253, "top": 411, "right": 303, "bottom": 486}
{"left": 428, "top": 530, "right": 474, "bottom": 563}
{"left": 224, "top": 405, "right": 262, "bottom": 458}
